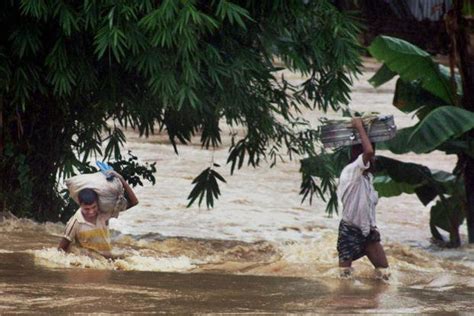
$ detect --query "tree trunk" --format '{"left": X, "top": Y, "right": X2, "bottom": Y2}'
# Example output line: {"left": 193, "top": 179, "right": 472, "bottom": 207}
{"left": 0, "top": 97, "right": 4, "bottom": 213}
{"left": 0, "top": 97, "right": 3, "bottom": 155}
{"left": 453, "top": 0, "right": 474, "bottom": 243}
{"left": 466, "top": 158, "right": 474, "bottom": 243}
{"left": 0, "top": 94, "right": 67, "bottom": 221}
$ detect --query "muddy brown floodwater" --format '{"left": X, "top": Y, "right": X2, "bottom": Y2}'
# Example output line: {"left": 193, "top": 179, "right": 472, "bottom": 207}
{"left": 1, "top": 59, "right": 473, "bottom": 314}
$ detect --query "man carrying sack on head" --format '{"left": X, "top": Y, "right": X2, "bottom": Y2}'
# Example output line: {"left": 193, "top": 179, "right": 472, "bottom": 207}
{"left": 58, "top": 170, "right": 138, "bottom": 259}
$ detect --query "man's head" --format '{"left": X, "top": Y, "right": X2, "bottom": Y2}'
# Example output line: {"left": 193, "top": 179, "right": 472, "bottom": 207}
{"left": 350, "top": 143, "right": 376, "bottom": 172}
{"left": 78, "top": 188, "right": 99, "bottom": 220}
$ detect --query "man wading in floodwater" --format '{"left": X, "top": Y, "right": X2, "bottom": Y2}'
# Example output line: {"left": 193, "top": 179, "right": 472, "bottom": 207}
{"left": 57, "top": 170, "right": 139, "bottom": 259}
{"left": 337, "top": 117, "right": 389, "bottom": 279}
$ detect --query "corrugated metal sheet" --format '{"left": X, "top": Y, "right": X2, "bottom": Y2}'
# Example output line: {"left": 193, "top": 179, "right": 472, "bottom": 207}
{"left": 386, "top": 0, "right": 452, "bottom": 21}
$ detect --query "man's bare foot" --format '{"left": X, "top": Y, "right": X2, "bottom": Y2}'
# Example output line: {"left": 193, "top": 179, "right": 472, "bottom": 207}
{"left": 339, "top": 267, "right": 353, "bottom": 279}
{"left": 374, "top": 268, "right": 390, "bottom": 281}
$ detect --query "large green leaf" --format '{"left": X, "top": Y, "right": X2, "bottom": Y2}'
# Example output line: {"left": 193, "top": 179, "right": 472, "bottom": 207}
{"left": 373, "top": 175, "right": 434, "bottom": 204}
{"left": 430, "top": 196, "right": 465, "bottom": 233}
{"left": 408, "top": 106, "right": 474, "bottom": 153}
{"left": 376, "top": 126, "right": 415, "bottom": 154}
{"left": 375, "top": 156, "right": 430, "bottom": 184}
{"left": 373, "top": 175, "right": 416, "bottom": 197}
{"left": 393, "top": 79, "right": 447, "bottom": 118}
{"left": 437, "top": 139, "right": 474, "bottom": 158}
{"left": 368, "top": 64, "right": 396, "bottom": 88}
{"left": 368, "top": 36, "right": 456, "bottom": 105}
{"left": 375, "top": 156, "right": 456, "bottom": 205}
{"left": 416, "top": 185, "right": 440, "bottom": 206}
{"left": 379, "top": 106, "right": 474, "bottom": 154}
{"left": 374, "top": 168, "right": 456, "bottom": 199}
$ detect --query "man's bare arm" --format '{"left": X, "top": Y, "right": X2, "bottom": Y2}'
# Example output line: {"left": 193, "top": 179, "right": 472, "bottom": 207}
{"left": 352, "top": 117, "right": 374, "bottom": 165}
{"left": 58, "top": 237, "right": 71, "bottom": 252}
{"left": 108, "top": 170, "right": 139, "bottom": 209}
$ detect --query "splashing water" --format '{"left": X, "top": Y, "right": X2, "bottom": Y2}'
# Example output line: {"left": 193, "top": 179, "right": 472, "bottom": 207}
{"left": 30, "top": 247, "right": 196, "bottom": 272}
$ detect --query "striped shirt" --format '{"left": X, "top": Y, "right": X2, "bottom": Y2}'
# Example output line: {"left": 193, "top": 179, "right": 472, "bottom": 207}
{"left": 338, "top": 154, "right": 378, "bottom": 237}
{"left": 63, "top": 209, "right": 114, "bottom": 257}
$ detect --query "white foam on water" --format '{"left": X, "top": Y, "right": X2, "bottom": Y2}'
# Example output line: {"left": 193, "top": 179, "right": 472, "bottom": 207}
{"left": 30, "top": 247, "right": 197, "bottom": 272}
{"left": 0, "top": 218, "right": 43, "bottom": 232}
{"left": 114, "top": 255, "right": 196, "bottom": 272}
{"left": 30, "top": 248, "right": 113, "bottom": 269}
{"left": 278, "top": 230, "right": 338, "bottom": 265}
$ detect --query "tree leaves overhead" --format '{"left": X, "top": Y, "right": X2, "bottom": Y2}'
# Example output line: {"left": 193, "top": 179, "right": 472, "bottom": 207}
{"left": 299, "top": 147, "right": 350, "bottom": 216}
{"left": 187, "top": 165, "right": 226, "bottom": 209}
{"left": 2, "top": 0, "right": 363, "bottom": 218}
{"left": 368, "top": 36, "right": 457, "bottom": 105}
{"left": 216, "top": 0, "right": 252, "bottom": 29}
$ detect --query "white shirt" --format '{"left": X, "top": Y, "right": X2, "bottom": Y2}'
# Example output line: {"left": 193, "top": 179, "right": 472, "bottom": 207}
{"left": 337, "top": 154, "right": 378, "bottom": 236}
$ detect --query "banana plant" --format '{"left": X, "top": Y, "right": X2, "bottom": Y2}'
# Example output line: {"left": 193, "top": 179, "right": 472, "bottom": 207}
{"left": 368, "top": 35, "right": 474, "bottom": 246}
{"left": 301, "top": 35, "right": 474, "bottom": 246}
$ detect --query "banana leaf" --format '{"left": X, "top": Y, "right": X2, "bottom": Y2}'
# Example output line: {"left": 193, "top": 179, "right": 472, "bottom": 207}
{"left": 408, "top": 106, "right": 474, "bottom": 153}
{"left": 378, "top": 106, "right": 474, "bottom": 154}
{"left": 373, "top": 175, "right": 416, "bottom": 197}
{"left": 376, "top": 126, "right": 415, "bottom": 154}
{"left": 375, "top": 156, "right": 457, "bottom": 205}
{"left": 373, "top": 169, "right": 456, "bottom": 199}
{"left": 375, "top": 156, "right": 431, "bottom": 184}
{"left": 437, "top": 139, "right": 474, "bottom": 158}
{"left": 368, "top": 64, "right": 396, "bottom": 88}
{"left": 392, "top": 79, "right": 447, "bottom": 118}
{"left": 368, "top": 36, "right": 457, "bottom": 105}
{"left": 430, "top": 196, "right": 465, "bottom": 234}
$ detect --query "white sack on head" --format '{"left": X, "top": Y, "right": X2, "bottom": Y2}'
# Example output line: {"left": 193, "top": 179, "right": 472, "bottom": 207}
{"left": 65, "top": 172, "right": 128, "bottom": 216}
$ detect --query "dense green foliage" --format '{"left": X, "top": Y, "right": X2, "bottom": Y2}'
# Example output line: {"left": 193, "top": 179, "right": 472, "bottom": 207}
{"left": 0, "top": 0, "right": 362, "bottom": 221}
{"left": 368, "top": 36, "right": 474, "bottom": 245}
{"left": 302, "top": 36, "right": 474, "bottom": 246}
